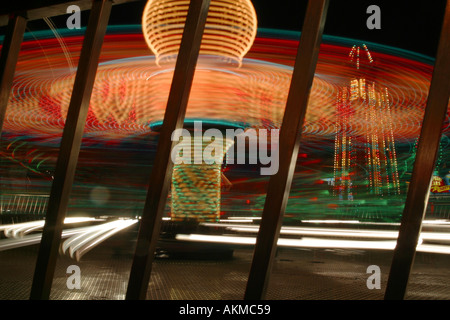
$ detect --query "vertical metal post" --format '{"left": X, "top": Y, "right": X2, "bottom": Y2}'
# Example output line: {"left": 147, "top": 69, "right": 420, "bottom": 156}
{"left": 30, "top": 0, "right": 112, "bottom": 300}
{"left": 384, "top": 0, "right": 450, "bottom": 300}
{"left": 0, "top": 13, "right": 27, "bottom": 134}
{"left": 125, "top": 0, "right": 210, "bottom": 300}
{"left": 244, "top": 0, "right": 329, "bottom": 300}
{"left": 0, "top": 13, "right": 26, "bottom": 228}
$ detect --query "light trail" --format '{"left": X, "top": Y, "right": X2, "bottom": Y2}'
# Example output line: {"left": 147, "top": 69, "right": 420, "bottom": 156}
{"left": 0, "top": 217, "right": 100, "bottom": 238}
{"left": 175, "top": 233, "right": 450, "bottom": 254}
{"left": 0, "top": 225, "right": 98, "bottom": 252}
{"left": 199, "top": 221, "right": 450, "bottom": 244}
{"left": 61, "top": 219, "right": 138, "bottom": 261}
{"left": 0, "top": 219, "right": 138, "bottom": 261}
{"left": 4, "top": 31, "right": 442, "bottom": 142}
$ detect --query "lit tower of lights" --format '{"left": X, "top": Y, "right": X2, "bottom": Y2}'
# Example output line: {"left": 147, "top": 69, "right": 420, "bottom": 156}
{"left": 334, "top": 44, "right": 400, "bottom": 201}
{"left": 170, "top": 129, "right": 236, "bottom": 222}
{"left": 142, "top": 0, "right": 258, "bottom": 222}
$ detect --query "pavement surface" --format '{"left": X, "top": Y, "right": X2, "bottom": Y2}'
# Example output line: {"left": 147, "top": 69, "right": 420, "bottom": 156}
{"left": 0, "top": 231, "right": 448, "bottom": 300}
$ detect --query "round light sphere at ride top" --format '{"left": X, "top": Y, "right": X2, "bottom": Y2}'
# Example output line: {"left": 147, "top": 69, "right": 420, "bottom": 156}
{"left": 141, "top": 0, "right": 258, "bottom": 66}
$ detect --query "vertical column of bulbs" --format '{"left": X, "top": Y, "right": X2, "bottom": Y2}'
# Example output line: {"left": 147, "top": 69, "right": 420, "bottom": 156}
{"left": 333, "top": 91, "right": 341, "bottom": 197}
{"left": 377, "top": 92, "right": 390, "bottom": 195}
{"left": 370, "top": 94, "right": 377, "bottom": 195}
{"left": 346, "top": 79, "right": 358, "bottom": 201}
{"left": 334, "top": 87, "right": 353, "bottom": 200}
{"left": 365, "top": 82, "right": 377, "bottom": 194}
{"left": 349, "top": 45, "right": 360, "bottom": 70}
{"left": 342, "top": 89, "right": 350, "bottom": 200}
{"left": 334, "top": 89, "right": 343, "bottom": 198}
{"left": 364, "top": 82, "right": 373, "bottom": 194}
{"left": 355, "top": 77, "right": 366, "bottom": 199}
{"left": 341, "top": 92, "right": 348, "bottom": 200}
{"left": 373, "top": 83, "right": 384, "bottom": 194}
{"left": 346, "top": 89, "right": 354, "bottom": 201}
{"left": 363, "top": 44, "right": 373, "bottom": 64}
{"left": 384, "top": 88, "right": 401, "bottom": 195}
{"left": 363, "top": 83, "right": 402, "bottom": 197}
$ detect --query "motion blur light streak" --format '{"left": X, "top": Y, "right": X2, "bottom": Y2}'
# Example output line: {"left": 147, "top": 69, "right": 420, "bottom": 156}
{"left": 3, "top": 29, "right": 440, "bottom": 140}
{"left": 61, "top": 219, "right": 138, "bottom": 261}
{"left": 0, "top": 220, "right": 134, "bottom": 252}
{"left": 175, "top": 233, "right": 450, "bottom": 254}
{"left": 174, "top": 234, "right": 403, "bottom": 250}
{"left": 0, "top": 218, "right": 137, "bottom": 259}
{"left": 1, "top": 22, "right": 449, "bottom": 224}
{"left": 199, "top": 222, "right": 450, "bottom": 243}
{"left": 0, "top": 217, "right": 99, "bottom": 238}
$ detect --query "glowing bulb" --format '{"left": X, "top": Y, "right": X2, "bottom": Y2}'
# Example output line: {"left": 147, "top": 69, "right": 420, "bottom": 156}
{"left": 141, "top": 0, "right": 257, "bottom": 66}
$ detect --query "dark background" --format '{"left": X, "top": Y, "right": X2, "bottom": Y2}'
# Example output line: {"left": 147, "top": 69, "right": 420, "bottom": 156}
{"left": 252, "top": 0, "right": 447, "bottom": 58}
{"left": 3, "top": 0, "right": 448, "bottom": 58}
{"left": 101, "top": 0, "right": 447, "bottom": 58}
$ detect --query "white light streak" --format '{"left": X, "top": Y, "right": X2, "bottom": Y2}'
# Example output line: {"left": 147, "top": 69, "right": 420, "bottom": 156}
{"left": 175, "top": 234, "right": 450, "bottom": 254}
{"left": 0, "top": 217, "right": 99, "bottom": 238}
{"left": 61, "top": 219, "right": 138, "bottom": 261}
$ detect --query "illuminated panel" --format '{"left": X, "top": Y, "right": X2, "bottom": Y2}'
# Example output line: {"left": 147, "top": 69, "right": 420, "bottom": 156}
{"left": 334, "top": 44, "right": 401, "bottom": 201}
{"left": 171, "top": 136, "right": 234, "bottom": 222}
{"left": 142, "top": 0, "right": 258, "bottom": 66}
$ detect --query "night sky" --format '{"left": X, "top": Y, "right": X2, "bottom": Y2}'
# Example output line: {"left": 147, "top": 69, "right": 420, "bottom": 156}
{"left": 13, "top": 0, "right": 447, "bottom": 59}
{"left": 251, "top": 0, "right": 447, "bottom": 58}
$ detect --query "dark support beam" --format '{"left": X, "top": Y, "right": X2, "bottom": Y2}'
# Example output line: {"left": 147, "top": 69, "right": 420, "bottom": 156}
{"left": 0, "top": 0, "right": 139, "bottom": 26}
{"left": 244, "top": 0, "right": 329, "bottom": 300}
{"left": 384, "top": 0, "right": 450, "bottom": 300}
{"left": 0, "top": 13, "right": 27, "bottom": 135}
{"left": 125, "top": 0, "right": 210, "bottom": 300}
{"left": 29, "top": 0, "right": 112, "bottom": 300}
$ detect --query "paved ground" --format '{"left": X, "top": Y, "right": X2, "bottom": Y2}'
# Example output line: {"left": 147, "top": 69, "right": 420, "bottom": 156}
{"left": 0, "top": 233, "right": 448, "bottom": 300}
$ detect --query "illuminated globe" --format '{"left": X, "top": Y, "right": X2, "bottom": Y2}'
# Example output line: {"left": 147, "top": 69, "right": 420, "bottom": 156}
{"left": 142, "top": 0, "right": 258, "bottom": 66}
